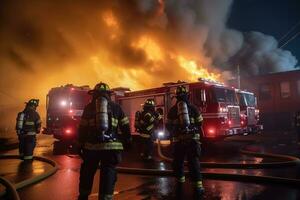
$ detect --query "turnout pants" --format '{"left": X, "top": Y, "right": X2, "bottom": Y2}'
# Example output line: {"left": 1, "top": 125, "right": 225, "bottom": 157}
{"left": 140, "top": 136, "right": 154, "bottom": 157}
{"left": 18, "top": 134, "right": 36, "bottom": 160}
{"left": 172, "top": 139, "right": 202, "bottom": 186}
{"left": 78, "top": 149, "right": 121, "bottom": 200}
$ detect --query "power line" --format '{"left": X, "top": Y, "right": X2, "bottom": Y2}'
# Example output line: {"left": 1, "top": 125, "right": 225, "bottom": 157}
{"left": 279, "top": 30, "right": 300, "bottom": 48}
{"left": 278, "top": 20, "right": 300, "bottom": 43}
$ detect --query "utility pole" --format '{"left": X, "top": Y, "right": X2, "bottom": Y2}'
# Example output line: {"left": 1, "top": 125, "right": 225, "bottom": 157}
{"left": 237, "top": 64, "right": 240, "bottom": 89}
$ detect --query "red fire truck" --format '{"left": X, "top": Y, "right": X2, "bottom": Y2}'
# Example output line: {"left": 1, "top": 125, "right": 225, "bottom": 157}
{"left": 43, "top": 84, "right": 91, "bottom": 143}
{"left": 236, "top": 89, "right": 263, "bottom": 134}
{"left": 114, "top": 79, "right": 243, "bottom": 141}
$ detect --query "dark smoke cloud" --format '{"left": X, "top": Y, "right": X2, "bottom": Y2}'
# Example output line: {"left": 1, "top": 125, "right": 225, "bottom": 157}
{"left": 229, "top": 32, "right": 298, "bottom": 75}
{"left": 0, "top": 0, "right": 298, "bottom": 106}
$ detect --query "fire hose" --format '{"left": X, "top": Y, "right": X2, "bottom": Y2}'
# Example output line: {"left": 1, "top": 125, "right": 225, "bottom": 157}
{"left": 0, "top": 155, "right": 58, "bottom": 200}
{"left": 116, "top": 139, "right": 300, "bottom": 188}
{"left": 0, "top": 139, "right": 300, "bottom": 200}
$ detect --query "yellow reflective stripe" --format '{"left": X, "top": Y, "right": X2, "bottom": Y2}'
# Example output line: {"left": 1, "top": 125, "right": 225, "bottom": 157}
{"left": 84, "top": 142, "right": 123, "bottom": 150}
{"left": 157, "top": 115, "right": 162, "bottom": 120}
{"left": 149, "top": 117, "right": 155, "bottom": 123}
{"left": 23, "top": 155, "right": 33, "bottom": 160}
{"left": 195, "top": 181, "right": 203, "bottom": 188}
{"left": 190, "top": 117, "right": 195, "bottom": 123}
{"left": 120, "top": 117, "right": 129, "bottom": 125}
{"left": 177, "top": 176, "right": 185, "bottom": 183}
{"left": 145, "top": 113, "right": 152, "bottom": 117}
{"left": 140, "top": 133, "right": 151, "bottom": 138}
{"left": 24, "top": 121, "right": 35, "bottom": 125}
{"left": 80, "top": 119, "right": 88, "bottom": 126}
{"left": 195, "top": 115, "right": 203, "bottom": 122}
{"left": 111, "top": 118, "right": 118, "bottom": 127}
{"left": 146, "top": 124, "right": 154, "bottom": 131}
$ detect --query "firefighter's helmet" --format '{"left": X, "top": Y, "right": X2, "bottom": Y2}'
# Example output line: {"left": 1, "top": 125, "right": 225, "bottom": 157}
{"left": 144, "top": 99, "right": 155, "bottom": 107}
{"left": 26, "top": 99, "right": 39, "bottom": 107}
{"left": 175, "top": 85, "right": 188, "bottom": 96}
{"left": 88, "top": 82, "right": 112, "bottom": 95}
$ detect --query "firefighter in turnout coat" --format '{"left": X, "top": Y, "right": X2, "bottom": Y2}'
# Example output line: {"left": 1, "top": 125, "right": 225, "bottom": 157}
{"left": 135, "top": 99, "right": 162, "bottom": 160}
{"left": 16, "top": 99, "right": 41, "bottom": 161}
{"left": 77, "top": 82, "right": 131, "bottom": 200}
{"left": 166, "top": 85, "right": 205, "bottom": 198}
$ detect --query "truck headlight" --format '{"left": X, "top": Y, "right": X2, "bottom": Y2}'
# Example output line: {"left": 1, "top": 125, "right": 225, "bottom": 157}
{"left": 158, "top": 131, "right": 164, "bottom": 138}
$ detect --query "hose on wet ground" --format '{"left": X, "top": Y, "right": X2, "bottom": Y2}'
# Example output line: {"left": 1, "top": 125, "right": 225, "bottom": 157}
{"left": 0, "top": 177, "right": 20, "bottom": 200}
{"left": 116, "top": 139, "right": 300, "bottom": 188}
{"left": 0, "top": 155, "right": 58, "bottom": 198}
{"left": 157, "top": 140, "right": 300, "bottom": 169}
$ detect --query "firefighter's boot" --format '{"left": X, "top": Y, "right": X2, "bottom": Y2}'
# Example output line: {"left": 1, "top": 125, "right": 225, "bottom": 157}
{"left": 193, "top": 181, "right": 205, "bottom": 199}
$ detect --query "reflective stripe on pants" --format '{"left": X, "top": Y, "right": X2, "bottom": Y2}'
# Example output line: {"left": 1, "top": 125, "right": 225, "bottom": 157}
{"left": 84, "top": 142, "right": 123, "bottom": 150}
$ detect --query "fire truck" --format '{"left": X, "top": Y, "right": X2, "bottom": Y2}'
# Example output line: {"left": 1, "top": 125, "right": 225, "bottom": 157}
{"left": 114, "top": 79, "right": 243, "bottom": 141}
{"left": 43, "top": 84, "right": 91, "bottom": 143}
{"left": 236, "top": 89, "right": 263, "bottom": 134}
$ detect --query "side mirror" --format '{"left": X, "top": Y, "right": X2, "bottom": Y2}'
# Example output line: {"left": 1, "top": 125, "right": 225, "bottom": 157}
{"left": 200, "top": 90, "right": 206, "bottom": 102}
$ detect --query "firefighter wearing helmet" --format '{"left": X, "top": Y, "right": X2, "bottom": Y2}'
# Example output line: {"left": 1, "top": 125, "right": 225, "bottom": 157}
{"left": 134, "top": 98, "right": 162, "bottom": 160}
{"left": 166, "top": 85, "right": 204, "bottom": 198}
{"left": 77, "top": 82, "right": 131, "bottom": 200}
{"left": 16, "top": 99, "right": 41, "bottom": 161}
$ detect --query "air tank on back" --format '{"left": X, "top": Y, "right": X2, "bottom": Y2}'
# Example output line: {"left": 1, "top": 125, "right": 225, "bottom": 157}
{"left": 16, "top": 113, "right": 25, "bottom": 130}
{"left": 177, "top": 101, "right": 190, "bottom": 128}
{"left": 96, "top": 97, "right": 109, "bottom": 132}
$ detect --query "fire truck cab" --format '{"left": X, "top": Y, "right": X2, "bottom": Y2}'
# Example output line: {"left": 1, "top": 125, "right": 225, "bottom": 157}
{"left": 115, "top": 79, "right": 243, "bottom": 141}
{"left": 236, "top": 89, "right": 263, "bottom": 134}
{"left": 44, "top": 84, "right": 91, "bottom": 143}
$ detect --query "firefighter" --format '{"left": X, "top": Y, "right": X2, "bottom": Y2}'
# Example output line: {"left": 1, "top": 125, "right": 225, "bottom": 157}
{"left": 135, "top": 99, "right": 162, "bottom": 160}
{"left": 166, "top": 85, "right": 204, "bottom": 198}
{"left": 77, "top": 82, "right": 132, "bottom": 200}
{"left": 295, "top": 111, "right": 300, "bottom": 144}
{"left": 16, "top": 99, "right": 41, "bottom": 161}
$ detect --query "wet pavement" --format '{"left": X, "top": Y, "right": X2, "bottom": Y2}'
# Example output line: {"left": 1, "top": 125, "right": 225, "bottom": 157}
{"left": 0, "top": 131, "right": 300, "bottom": 200}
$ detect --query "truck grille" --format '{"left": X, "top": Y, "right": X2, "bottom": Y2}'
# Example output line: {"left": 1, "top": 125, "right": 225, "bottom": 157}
{"left": 228, "top": 106, "right": 240, "bottom": 128}
{"left": 247, "top": 107, "right": 256, "bottom": 125}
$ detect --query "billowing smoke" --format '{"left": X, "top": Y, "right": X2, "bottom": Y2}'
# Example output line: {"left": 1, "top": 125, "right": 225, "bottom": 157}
{"left": 0, "top": 0, "right": 298, "bottom": 108}
{"left": 229, "top": 31, "right": 298, "bottom": 75}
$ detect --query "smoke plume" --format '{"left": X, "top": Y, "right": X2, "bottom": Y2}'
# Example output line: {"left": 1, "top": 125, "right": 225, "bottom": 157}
{"left": 0, "top": 0, "right": 298, "bottom": 107}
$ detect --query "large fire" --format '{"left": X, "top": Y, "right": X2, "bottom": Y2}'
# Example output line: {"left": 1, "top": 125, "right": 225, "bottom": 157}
{"left": 0, "top": 5, "right": 221, "bottom": 108}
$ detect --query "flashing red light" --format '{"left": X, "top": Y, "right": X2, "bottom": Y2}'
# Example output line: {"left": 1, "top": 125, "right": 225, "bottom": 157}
{"left": 69, "top": 109, "right": 73, "bottom": 114}
{"left": 71, "top": 88, "right": 75, "bottom": 91}
{"left": 65, "top": 129, "right": 72, "bottom": 135}
{"left": 228, "top": 120, "right": 232, "bottom": 125}
{"left": 207, "top": 128, "right": 216, "bottom": 137}
{"left": 241, "top": 121, "right": 244, "bottom": 125}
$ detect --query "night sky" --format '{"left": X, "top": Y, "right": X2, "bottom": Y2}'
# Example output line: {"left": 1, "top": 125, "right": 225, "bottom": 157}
{"left": 228, "top": 0, "right": 300, "bottom": 67}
